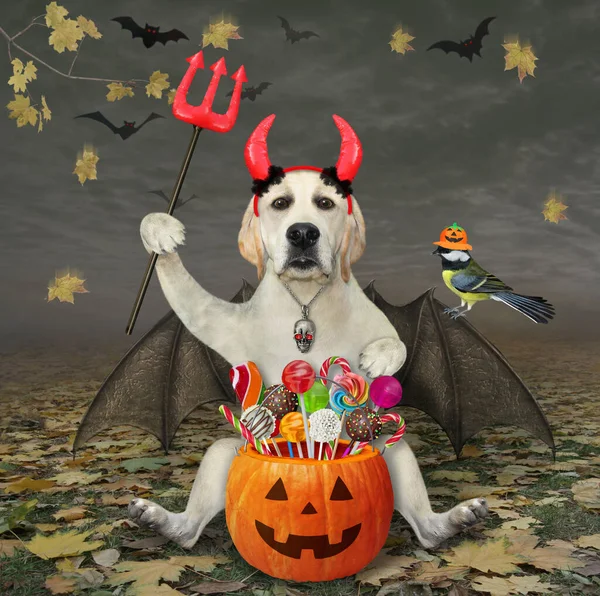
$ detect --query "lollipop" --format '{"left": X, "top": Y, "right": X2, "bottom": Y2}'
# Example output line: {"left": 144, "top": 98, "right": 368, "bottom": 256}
{"left": 280, "top": 411, "right": 307, "bottom": 458}
{"left": 319, "top": 356, "right": 351, "bottom": 385}
{"left": 262, "top": 384, "right": 298, "bottom": 419}
{"left": 229, "top": 362, "right": 265, "bottom": 409}
{"left": 309, "top": 409, "right": 342, "bottom": 460}
{"left": 282, "top": 360, "right": 315, "bottom": 457}
{"left": 370, "top": 376, "right": 403, "bottom": 411}
{"left": 331, "top": 372, "right": 369, "bottom": 412}
{"left": 241, "top": 405, "right": 276, "bottom": 453}
{"left": 219, "top": 405, "right": 271, "bottom": 455}
{"left": 304, "top": 382, "right": 329, "bottom": 413}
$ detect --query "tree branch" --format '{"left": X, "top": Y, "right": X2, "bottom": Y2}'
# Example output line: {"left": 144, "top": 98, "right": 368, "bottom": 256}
{"left": 68, "top": 34, "right": 82, "bottom": 76}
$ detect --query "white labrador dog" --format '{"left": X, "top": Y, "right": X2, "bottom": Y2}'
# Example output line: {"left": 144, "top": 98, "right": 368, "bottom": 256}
{"left": 128, "top": 115, "right": 488, "bottom": 551}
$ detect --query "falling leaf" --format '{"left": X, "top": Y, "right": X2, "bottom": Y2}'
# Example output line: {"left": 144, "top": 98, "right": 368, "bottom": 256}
{"left": 41, "top": 95, "right": 51, "bottom": 122}
{"left": 26, "top": 529, "right": 104, "bottom": 560}
{"left": 502, "top": 39, "right": 538, "bottom": 83}
{"left": 44, "top": 575, "right": 78, "bottom": 595}
{"left": 4, "top": 477, "right": 55, "bottom": 493}
{"left": 146, "top": 71, "right": 170, "bottom": 99}
{"left": 6, "top": 94, "right": 39, "bottom": 128}
{"left": 576, "top": 534, "right": 600, "bottom": 550}
{"left": 73, "top": 144, "right": 98, "bottom": 185}
{"left": 106, "top": 82, "right": 134, "bottom": 102}
{"left": 542, "top": 191, "right": 568, "bottom": 224}
{"left": 202, "top": 19, "right": 242, "bottom": 50}
{"left": 120, "top": 457, "right": 170, "bottom": 473}
{"left": 76, "top": 15, "right": 102, "bottom": 39}
{"left": 52, "top": 506, "right": 89, "bottom": 522}
{"left": 442, "top": 538, "right": 524, "bottom": 575}
{"left": 572, "top": 478, "right": 600, "bottom": 510}
{"left": 45, "top": 2, "right": 69, "bottom": 28}
{"left": 47, "top": 272, "right": 89, "bottom": 304}
{"left": 167, "top": 88, "right": 176, "bottom": 105}
{"left": 389, "top": 27, "right": 415, "bottom": 54}
{"left": 92, "top": 548, "right": 121, "bottom": 567}
{"left": 190, "top": 582, "right": 247, "bottom": 594}
{"left": 0, "top": 498, "right": 37, "bottom": 533}
{"left": 355, "top": 550, "right": 418, "bottom": 585}
{"left": 49, "top": 18, "right": 84, "bottom": 53}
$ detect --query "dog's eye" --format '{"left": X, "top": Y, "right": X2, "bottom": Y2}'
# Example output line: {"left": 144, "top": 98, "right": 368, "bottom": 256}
{"left": 316, "top": 197, "right": 334, "bottom": 210}
{"left": 272, "top": 198, "right": 289, "bottom": 210}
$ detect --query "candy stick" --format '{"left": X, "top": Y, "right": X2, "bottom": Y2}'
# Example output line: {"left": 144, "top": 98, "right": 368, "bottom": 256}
{"left": 318, "top": 442, "right": 324, "bottom": 461}
{"left": 298, "top": 393, "right": 312, "bottom": 458}
{"left": 352, "top": 441, "right": 370, "bottom": 455}
{"left": 271, "top": 439, "right": 282, "bottom": 457}
{"left": 319, "top": 356, "right": 351, "bottom": 385}
{"left": 219, "top": 405, "right": 272, "bottom": 455}
{"left": 323, "top": 441, "right": 334, "bottom": 460}
{"left": 287, "top": 441, "right": 294, "bottom": 458}
{"left": 280, "top": 412, "right": 306, "bottom": 459}
{"left": 331, "top": 411, "right": 346, "bottom": 460}
{"left": 380, "top": 412, "right": 406, "bottom": 454}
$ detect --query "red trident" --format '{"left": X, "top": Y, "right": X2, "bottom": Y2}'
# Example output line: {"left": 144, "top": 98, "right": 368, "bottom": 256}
{"left": 126, "top": 51, "right": 247, "bottom": 335}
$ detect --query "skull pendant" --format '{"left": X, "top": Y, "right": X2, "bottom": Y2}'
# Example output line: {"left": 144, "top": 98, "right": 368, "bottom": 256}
{"left": 293, "top": 318, "right": 315, "bottom": 353}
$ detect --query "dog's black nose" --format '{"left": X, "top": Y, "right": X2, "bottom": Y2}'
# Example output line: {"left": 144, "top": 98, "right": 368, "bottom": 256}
{"left": 286, "top": 223, "right": 320, "bottom": 250}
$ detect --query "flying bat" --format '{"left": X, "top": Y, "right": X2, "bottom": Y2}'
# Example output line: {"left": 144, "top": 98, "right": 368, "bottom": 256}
{"left": 75, "top": 112, "right": 164, "bottom": 140}
{"left": 427, "top": 16, "right": 496, "bottom": 61}
{"left": 226, "top": 82, "right": 272, "bottom": 102}
{"left": 277, "top": 16, "right": 319, "bottom": 43}
{"left": 111, "top": 17, "right": 189, "bottom": 48}
{"left": 74, "top": 282, "right": 555, "bottom": 459}
{"left": 148, "top": 190, "right": 199, "bottom": 209}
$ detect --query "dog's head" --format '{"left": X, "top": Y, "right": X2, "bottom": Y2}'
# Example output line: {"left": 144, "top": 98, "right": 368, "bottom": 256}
{"left": 238, "top": 115, "right": 366, "bottom": 283}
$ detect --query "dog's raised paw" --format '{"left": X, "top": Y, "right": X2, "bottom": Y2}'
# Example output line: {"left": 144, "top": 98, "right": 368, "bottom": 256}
{"left": 359, "top": 337, "right": 407, "bottom": 378}
{"left": 140, "top": 213, "right": 186, "bottom": 255}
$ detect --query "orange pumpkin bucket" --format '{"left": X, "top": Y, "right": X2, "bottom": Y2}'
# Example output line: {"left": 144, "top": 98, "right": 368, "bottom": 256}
{"left": 225, "top": 439, "right": 394, "bottom": 582}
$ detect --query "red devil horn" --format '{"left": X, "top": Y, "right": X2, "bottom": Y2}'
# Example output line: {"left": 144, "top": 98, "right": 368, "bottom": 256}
{"left": 245, "top": 114, "right": 275, "bottom": 180}
{"left": 332, "top": 114, "right": 362, "bottom": 182}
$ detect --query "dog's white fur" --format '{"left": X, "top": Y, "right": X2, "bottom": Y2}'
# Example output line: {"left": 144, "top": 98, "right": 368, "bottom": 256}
{"left": 129, "top": 170, "right": 488, "bottom": 549}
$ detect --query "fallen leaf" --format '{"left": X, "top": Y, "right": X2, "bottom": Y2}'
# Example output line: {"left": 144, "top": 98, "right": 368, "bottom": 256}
{"left": 429, "top": 471, "right": 479, "bottom": 483}
{"left": 0, "top": 498, "right": 37, "bottom": 533}
{"left": 4, "top": 477, "right": 55, "bottom": 493}
{"left": 120, "top": 457, "right": 170, "bottom": 473}
{"left": 76, "top": 16, "right": 102, "bottom": 39}
{"left": 52, "top": 506, "right": 88, "bottom": 522}
{"left": 6, "top": 94, "right": 39, "bottom": 128}
{"left": 168, "top": 555, "right": 231, "bottom": 572}
{"left": 73, "top": 144, "right": 98, "bottom": 185}
{"left": 503, "top": 39, "right": 538, "bottom": 83}
{"left": 202, "top": 19, "right": 242, "bottom": 50}
{"left": 355, "top": 550, "right": 418, "bottom": 585}
{"left": 36, "top": 523, "right": 61, "bottom": 532}
{"left": 122, "top": 535, "right": 170, "bottom": 549}
{"left": 107, "top": 559, "right": 184, "bottom": 590}
{"left": 457, "top": 485, "right": 515, "bottom": 500}
{"left": 26, "top": 529, "right": 104, "bottom": 559}
{"left": 106, "top": 82, "right": 134, "bottom": 102}
{"left": 51, "top": 471, "right": 101, "bottom": 486}
{"left": 500, "top": 516, "right": 540, "bottom": 530}
{"left": 44, "top": 575, "right": 77, "bottom": 594}
{"left": 442, "top": 538, "right": 523, "bottom": 575}
{"left": 389, "top": 27, "right": 415, "bottom": 54}
{"left": 190, "top": 581, "right": 247, "bottom": 594}
{"left": 542, "top": 191, "right": 568, "bottom": 224}
{"left": 47, "top": 272, "right": 90, "bottom": 305}
{"left": 572, "top": 478, "right": 600, "bottom": 510}
{"left": 0, "top": 539, "right": 22, "bottom": 556}
{"left": 49, "top": 18, "right": 84, "bottom": 53}
{"left": 411, "top": 561, "right": 470, "bottom": 584}
{"left": 56, "top": 556, "right": 85, "bottom": 572}
{"left": 461, "top": 445, "right": 485, "bottom": 458}
{"left": 92, "top": 548, "right": 121, "bottom": 567}
{"left": 100, "top": 494, "right": 131, "bottom": 506}
{"left": 576, "top": 535, "right": 600, "bottom": 550}
{"left": 146, "top": 71, "right": 170, "bottom": 99}
{"left": 524, "top": 540, "right": 582, "bottom": 572}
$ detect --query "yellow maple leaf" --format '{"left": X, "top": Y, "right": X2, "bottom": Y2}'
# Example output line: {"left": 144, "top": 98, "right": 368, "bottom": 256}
{"left": 47, "top": 271, "right": 89, "bottom": 304}
{"left": 41, "top": 95, "right": 51, "bottom": 121}
{"left": 168, "top": 555, "right": 231, "bottom": 573}
{"left": 106, "top": 82, "right": 134, "bottom": 102}
{"left": 73, "top": 144, "right": 99, "bottom": 185}
{"left": 146, "top": 71, "right": 170, "bottom": 99}
{"left": 202, "top": 19, "right": 243, "bottom": 50}
{"left": 7, "top": 93, "right": 39, "bottom": 127}
{"left": 45, "top": 1, "right": 69, "bottom": 28}
{"left": 542, "top": 191, "right": 568, "bottom": 224}
{"left": 442, "top": 538, "right": 524, "bottom": 575}
{"left": 26, "top": 529, "right": 104, "bottom": 560}
{"left": 576, "top": 534, "right": 600, "bottom": 550}
{"left": 24, "top": 61, "right": 38, "bottom": 82}
{"left": 5, "top": 477, "right": 56, "bottom": 493}
{"left": 51, "top": 471, "right": 101, "bottom": 485}
{"left": 502, "top": 39, "right": 538, "bottom": 83}
{"left": 49, "top": 18, "right": 84, "bottom": 53}
{"left": 167, "top": 88, "right": 176, "bottom": 105}
{"left": 107, "top": 560, "right": 184, "bottom": 590}
{"left": 412, "top": 561, "right": 470, "bottom": 585}
{"left": 52, "top": 506, "right": 89, "bottom": 522}
{"left": 389, "top": 27, "right": 415, "bottom": 54}
{"left": 8, "top": 58, "right": 37, "bottom": 92}
{"left": 76, "top": 15, "right": 102, "bottom": 39}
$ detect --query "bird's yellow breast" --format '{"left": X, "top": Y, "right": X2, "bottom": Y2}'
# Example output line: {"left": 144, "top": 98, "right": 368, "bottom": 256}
{"left": 442, "top": 270, "right": 490, "bottom": 303}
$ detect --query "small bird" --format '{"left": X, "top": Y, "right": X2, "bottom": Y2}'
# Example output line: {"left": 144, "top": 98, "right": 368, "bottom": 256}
{"left": 432, "top": 222, "right": 555, "bottom": 324}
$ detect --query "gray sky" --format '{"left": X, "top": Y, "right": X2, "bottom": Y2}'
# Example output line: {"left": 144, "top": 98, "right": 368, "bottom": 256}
{"left": 1, "top": 0, "right": 599, "bottom": 355}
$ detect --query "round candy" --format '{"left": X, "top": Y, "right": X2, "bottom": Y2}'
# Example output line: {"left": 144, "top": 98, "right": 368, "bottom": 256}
{"left": 280, "top": 412, "right": 306, "bottom": 442}
{"left": 309, "top": 409, "right": 341, "bottom": 443}
{"left": 282, "top": 360, "right": 315, "bottom": 394}
{"left": 303, "top": 382, "right": 330, "bottom": 413}
{"left": 370, "top": 376, "right": 403, "bottom": 409}
{"left": 241, "top": 405, "right": 275, "bottom": 441}
{"left": 329, "top": 372, "right": 369, "bottom": 415}
{"left": 262, "top": 384, "right": 298, "bottom": 419}
{"left": 345, "top": 407, "right": 382, "bottom": 441}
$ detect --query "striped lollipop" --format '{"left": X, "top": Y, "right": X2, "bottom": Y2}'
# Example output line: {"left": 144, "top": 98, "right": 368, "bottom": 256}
{"left": 319, "top": 356, "right": 351, "bottom": 385}
{"left": 229, "top": 361, "right": 265, "bottom": 409}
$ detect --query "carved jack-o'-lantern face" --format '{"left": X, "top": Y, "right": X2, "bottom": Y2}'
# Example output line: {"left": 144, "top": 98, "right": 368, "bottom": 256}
{"left": 433, "top": 222, "right": 473, "bottom": 250}
{"left": 225, "top": 440, "right": 394, "bottom": 582}
{"left": 444, "top": 223, "right": 467, "bottom": 243}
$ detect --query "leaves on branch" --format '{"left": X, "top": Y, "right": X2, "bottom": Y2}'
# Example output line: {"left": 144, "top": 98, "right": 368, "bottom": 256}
{"left": 48, "top": 18, "right": 84, "bottom": 53}
{"left": 542, "top": 191, "right": 568, "bottom": 224}
{"left": 202, "top": 19, "right": 242, "bottom": 50}
{"left": 45, "top": 2, "right": 69, "bottom": 29}
{"left": 167, "top": 88, "right": 176, "bottom": 105}
{"left": 47, "top": 270, "right": 89, "bottom": 304}
{"left": 146, "top": 71, "right": 170, "bottom": 99}
{"left": 8, "top": 58, "right": 37, "bottom": 93}
{"left": 76, "top": 15, "right": 102, "bottom": 40}
{"left": 503, "top": 39, "right": 538, "bottom": 83}
{"left": 389, "top": 26, "right": 415, "bottom": 54}
{"left": 73, "top": 144, "right": 99, "bottom": 185}
{"left": 106, "top": 82, "right": 134, "bottom": 102}
{"left": 6, "top": 94, "right": 39, "bottom": 128}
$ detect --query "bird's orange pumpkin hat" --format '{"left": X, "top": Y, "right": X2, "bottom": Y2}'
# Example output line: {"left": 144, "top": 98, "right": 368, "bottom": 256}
{"left": 433, "top": 222, "right": 473, "bottom": 250}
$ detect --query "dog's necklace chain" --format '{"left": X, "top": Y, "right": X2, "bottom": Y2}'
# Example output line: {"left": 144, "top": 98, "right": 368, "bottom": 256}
{"left": 283, "top": 282, "right": 325, "bottom": 354}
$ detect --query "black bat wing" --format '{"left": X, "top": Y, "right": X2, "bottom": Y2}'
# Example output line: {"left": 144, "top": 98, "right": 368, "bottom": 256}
{"left": 299, "top": 30, "right": 319, "bottom": 39}
{"left": 277, "top": 16, "right": 293, "bottom": 34}
{"left": 474, "top": 16, "right": 496, "bottom": 43}
{"left": 148, "top": 190, "right": 169, "bottom": 203}
{"left": 135, "top": 112, "right": 165, "bottom": 131}
{"left": 427, "top": 40, "right": 465, "bottom": 56}
{"left": 364, "top": 284, "right": 555, "bottom": 456}
{"left": 179, "top": 194, "right": 199, "bottom": 207}
{"left": 112, "top": 16, "right": 145, "bottom": 39}
{"left": 73, "top": 281, "right": 255, "bottom": 453}
{"left": 75, "top": 111, "right": 119, "bottom": 134}
{"left": 156, "top": 28, "right": 189, "bottom": 45}
{"left": 255, "top": 82, "right": 272, "bottom": 94}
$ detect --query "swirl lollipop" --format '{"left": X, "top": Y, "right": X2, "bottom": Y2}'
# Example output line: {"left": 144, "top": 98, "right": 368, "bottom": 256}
{"left": 282, "top": 360, "right": 316, "bottom": 457}
{"left": 280, "top": 411, "right": 307, "bottom": 458}
{"left": 370, "top": 376, "right": 403, "bottom": 411}
{"left": 309, "top": 409, "right": 342, "bottom": 460}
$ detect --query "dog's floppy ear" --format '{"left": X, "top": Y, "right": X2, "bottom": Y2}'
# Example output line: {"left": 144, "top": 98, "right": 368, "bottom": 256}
{"left": 340, "top": 195, "right": 366, "bottom": 283}
{"left": 238, "top": 198, "right": 266, "bottom": 279}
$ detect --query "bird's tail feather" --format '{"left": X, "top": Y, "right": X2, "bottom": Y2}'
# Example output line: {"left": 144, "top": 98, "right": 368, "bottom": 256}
{"left": 491, "top": 292, "right": 555, "bottom": 324}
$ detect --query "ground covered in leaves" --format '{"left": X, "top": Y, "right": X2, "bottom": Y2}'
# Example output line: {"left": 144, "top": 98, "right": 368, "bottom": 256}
{"left": 1, "top": 340, "right": 599, "bottom": 596}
